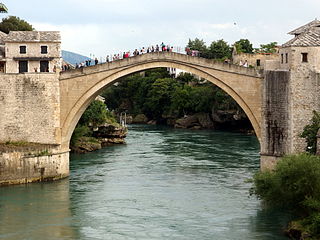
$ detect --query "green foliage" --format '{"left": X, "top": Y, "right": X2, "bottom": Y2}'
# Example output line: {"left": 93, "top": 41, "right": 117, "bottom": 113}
{"left": 259, "top": 42, "right": 278, "bottom": 53}
{"left": 301, "top": 111, "right": 320, "bottom": 154}
{"left": 251, "top": 154, "right": 320, "bottom": 237}
{"left": 79, "top": 100, "right": 108, "bottom": 128}
{"left": 102, "top": 68, "right": 243, "bottom": 122}
{"left": 70, "top": 125, "right": 91, "bottom": 146}
{"left": 187, "top": 38, "right": 208, "bottom": 56}
{"left": 234, "top": 39, "right": 253, "bottom": 54}
{"left": 0, "top": 16, "right": 34, "bottom": 34}
{"left": 187, "top": 38, "right": 231, "bottom": 60}
{"left": 208, "top": 39, "right": 231, "bottom": 60}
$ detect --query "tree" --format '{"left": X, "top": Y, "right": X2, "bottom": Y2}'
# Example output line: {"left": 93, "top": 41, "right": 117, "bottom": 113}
{"left": 234, "top": 39, "right": 253, "bottom": 54}
{"left": 208, "top": 39, "right": 231, "bottom": 60}
{"left": 301, "top": 111, "right": 320, "bottom": 154}
{"left": 0, "top": 16, "right": 34, "bottom": 33}
{"left": 79, "top": 100, "right": 108, "bottom": 128}
{"left": 259, "top": 42, "right": 278, "bottom": 53}
{"left": 187, "top": 38, "right": 208, "bottom": 57}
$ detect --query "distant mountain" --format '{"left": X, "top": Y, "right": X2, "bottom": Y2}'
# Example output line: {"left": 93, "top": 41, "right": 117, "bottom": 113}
{"left": 62, "top": 50, "right": 91, "bottom": 66}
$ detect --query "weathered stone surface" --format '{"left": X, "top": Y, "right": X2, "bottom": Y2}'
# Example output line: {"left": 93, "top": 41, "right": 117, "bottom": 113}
{"left": 174, "top": 113, "right": 214, "bottom": 129}
{"left": 93, "top": 124, "right": 127, "bottom": 138}
{"left": 175, "top": 115, "right": 199, "bottom": 129}
{"left": 133, "top": 114, "right": 148, "bottom": 124}
{"left": 0, "top": 73, "right": 61, "bottom": 144}
{"left": 261, "top": 70, "right": 290, "bottom": 156}
{"left": 196, "top": 113, "right": 214, "bottom": 129}
{"left": 0, "top": 145, "right": 69, "bottom": 186}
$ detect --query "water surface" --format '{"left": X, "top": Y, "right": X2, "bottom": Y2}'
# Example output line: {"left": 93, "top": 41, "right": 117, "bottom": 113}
{"left": 0, "top": 125, "right": 289, "bottom": 240}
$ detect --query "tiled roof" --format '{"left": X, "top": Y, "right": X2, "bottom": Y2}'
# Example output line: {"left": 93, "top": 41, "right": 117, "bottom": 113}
{"left": 283, "top": 27, "right": 320, "bottom": 47}
{"left": 4, "top": 31, "right": 61, "bottom": 42}
{"left": 288, "top": 19, "right": 320, "bottom": 35}
{"left": 0, "top": 31, "right": 7, "bottom": 44}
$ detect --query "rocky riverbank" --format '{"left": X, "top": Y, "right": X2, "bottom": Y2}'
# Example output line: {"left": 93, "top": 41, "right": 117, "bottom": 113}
{"left": 126, "top": 110, "right": 253, "bottom": 134}
{"left": 71, "top": 124, "right": 127, "bottom": 154}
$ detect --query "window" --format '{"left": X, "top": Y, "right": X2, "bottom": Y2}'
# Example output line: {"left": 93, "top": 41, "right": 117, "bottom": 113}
{"left": 256, "top": 59, "right": 261, "bottom": 67}
{"left": 281, "top": 54, "right": 284, "bottom": 64}
{"left": 40, "top": 60, "right": 49, "bottom": 72}
{"left": 19, "top": 61, "right": 28, "bottom": 73}
{"left": 302, "top": 53, "right": 308, "bottom": 62}
{"left": 41, "top": 46, "right": 48, "bottom": 54}
{"left": 285, "top": 53, "right": 288, "bottom": 63}
{"left": 19, "top": 46, "right": 26, "bottom": 54}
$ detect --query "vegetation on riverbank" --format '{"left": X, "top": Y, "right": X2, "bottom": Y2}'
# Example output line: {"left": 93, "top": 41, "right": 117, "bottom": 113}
{"left": 251, "top": 112, "right": 320, "bottom": 239}
{"left": 251, "top": 154, "right": 320, "bottom": 239}
{"left": 70, "top": 100, "right": 127, "bottom": 153}
{"left": 102, "top": 68, "right": 252, "bottom": 131}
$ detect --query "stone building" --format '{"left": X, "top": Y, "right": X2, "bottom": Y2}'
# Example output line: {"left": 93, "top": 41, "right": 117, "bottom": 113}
{"left": 232, "top": 51, "right": 279, "bottom": 69}
{"left": 0, "top": 31, "right": 61, "bottom": 73}
{"left": 261, "top": 19, "right": 320, "bottom": 166}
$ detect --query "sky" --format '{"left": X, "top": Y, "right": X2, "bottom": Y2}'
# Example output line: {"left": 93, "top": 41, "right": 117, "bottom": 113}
{"left": 2, "top": 0, "right": 320, "bottom": 58}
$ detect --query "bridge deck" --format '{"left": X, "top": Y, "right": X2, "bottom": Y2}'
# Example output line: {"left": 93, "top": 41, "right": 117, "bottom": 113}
{"left": 59, "top": 52, "right": 262, "bottom": 80}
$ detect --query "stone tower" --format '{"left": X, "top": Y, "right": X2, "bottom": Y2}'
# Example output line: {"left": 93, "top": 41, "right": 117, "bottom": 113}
{"left": 261, "top": 19, "right": 320, "bottom": 168}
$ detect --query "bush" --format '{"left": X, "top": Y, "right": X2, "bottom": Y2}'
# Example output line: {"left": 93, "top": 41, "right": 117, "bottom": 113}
{"left": 251, "top": 154, "right": 320, "bottom": 237}
{"left": 70, "top": 125, "right": 91, "bottom": 146}
{"left": 301, "top": 111, "right": 320, "bottom": 154}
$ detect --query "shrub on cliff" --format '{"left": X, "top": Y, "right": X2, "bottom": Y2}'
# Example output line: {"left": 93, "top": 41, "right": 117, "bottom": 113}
{"left": 251, "top": 154, "right": 320, "bottom": 237}
{"left": 301, "top": 111, "right": 320, "bottom": 154}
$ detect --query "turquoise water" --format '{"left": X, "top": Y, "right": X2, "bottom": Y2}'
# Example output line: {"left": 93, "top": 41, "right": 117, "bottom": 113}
{"left": 0, "top": 125, "right": 289, "bottom": 240}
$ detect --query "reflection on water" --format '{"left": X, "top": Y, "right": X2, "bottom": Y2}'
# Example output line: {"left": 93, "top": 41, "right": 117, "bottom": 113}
{"left": 0, "top": 180, "right": 79, "bottom": 240}
{"left": 0, "top": 125, "right": 289, "bottom": 240}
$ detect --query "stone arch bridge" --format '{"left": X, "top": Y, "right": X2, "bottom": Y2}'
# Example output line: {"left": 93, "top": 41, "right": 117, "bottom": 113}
{"left": 3, "top": 51, "right": 314, "bottom": 185}
{"left": 59, "top": 52, "right": 262, "bottom": 150}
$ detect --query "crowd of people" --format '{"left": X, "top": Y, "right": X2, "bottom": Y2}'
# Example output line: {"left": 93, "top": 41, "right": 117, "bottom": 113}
{"left": 65, "top": 42, "right": 183, "bottom": 71}
{"left": 62, "top": 43, "right": 246, "bottom": 71}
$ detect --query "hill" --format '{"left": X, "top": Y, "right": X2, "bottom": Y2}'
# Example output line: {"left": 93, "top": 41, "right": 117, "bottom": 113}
{"left": 62, "top": 50, "right": 91, "bottom": 65}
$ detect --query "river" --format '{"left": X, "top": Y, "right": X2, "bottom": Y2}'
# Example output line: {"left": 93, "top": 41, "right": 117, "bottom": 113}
{"left": 0, "top": 125, "right": 290, "bottom": 240}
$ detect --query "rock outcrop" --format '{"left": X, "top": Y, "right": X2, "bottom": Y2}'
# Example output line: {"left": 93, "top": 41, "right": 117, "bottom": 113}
{"left": 174, "top": 113, "right": 214, "bottom": 129}
{"left": 132, "top": 114, "right": 148, "bottom": 124}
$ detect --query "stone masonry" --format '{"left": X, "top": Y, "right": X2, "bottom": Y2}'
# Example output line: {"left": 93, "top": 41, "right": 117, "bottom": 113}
{"left": 0, "top": 73, "right": 61, "bottom": 144}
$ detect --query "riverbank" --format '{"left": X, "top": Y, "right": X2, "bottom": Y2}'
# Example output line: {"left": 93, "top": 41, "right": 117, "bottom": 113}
{"left": 127, "top": 110, "right": 254, "bottom": 134}
{"left": 70, "top": 124, "right": 127, "bottom": 153}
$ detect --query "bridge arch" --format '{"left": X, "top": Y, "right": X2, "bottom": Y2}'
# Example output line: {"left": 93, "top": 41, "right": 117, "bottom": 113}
{"left": 59, "top": 53, "right": 262, "bottom": 150}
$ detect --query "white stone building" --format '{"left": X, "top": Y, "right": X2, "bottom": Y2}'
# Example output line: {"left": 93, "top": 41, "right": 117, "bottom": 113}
{"left": 0, "top": 31, "right": 61, "bottom": 73}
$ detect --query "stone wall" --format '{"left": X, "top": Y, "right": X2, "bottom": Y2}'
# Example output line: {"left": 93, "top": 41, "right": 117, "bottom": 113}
{"left": 288, "top": 61, "right": 320, "bottom": 153}
{"left": 261, "top": 70, "right": 290, "bottom": 156}
{"left": 0, "top": 145, "right": 69, "bottom": 185}
{"left": 233, "top": 52, "right": 278, "bottom": 69}
{"left": 0, "top": 73, "right": 61, "bottom": 144}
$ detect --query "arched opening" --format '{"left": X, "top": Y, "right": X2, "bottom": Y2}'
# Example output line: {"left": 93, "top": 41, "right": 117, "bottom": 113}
{"left": 60, "top": 59, "right": 261, "bottom": 151}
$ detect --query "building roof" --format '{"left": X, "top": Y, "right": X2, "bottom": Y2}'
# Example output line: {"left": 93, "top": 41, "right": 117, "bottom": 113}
{"left": 288, "top": 19, "right": 320, "bottom": 35}
{"left": 283, "top": 27, "right": 320, "bottom": 47}
{"left": 0, "top": 3, "right": 8, "bottom": 13}
{"left": 4, "top": 31, "right": 61, "bottom": 43}
{"left": 0, "top": 31, "right": 7, "bottom": 44}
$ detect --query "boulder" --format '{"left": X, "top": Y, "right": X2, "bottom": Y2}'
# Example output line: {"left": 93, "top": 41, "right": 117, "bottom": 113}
{"left": 174, "top": 113, "right": 214, "bottom": 129}
{"left": 147, "top": 120, "right": 157, "bottom": 125}
{"left": 133, "top": 114, "right": 148, "bottom": 124}
{"left": 195, "top": 113, "right": 214, "bottom": 129}
{"left": 174, "top": 115, "right": 200, "bottom": 129}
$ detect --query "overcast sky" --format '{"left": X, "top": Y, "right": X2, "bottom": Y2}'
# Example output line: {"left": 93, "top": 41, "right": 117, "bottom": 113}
{"left": 2, "top": 0, "right": 319, "bottom": 58}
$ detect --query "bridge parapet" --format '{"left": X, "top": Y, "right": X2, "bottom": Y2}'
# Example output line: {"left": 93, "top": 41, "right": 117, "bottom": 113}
{"left": 59, "top": 52, "right": 262, "bottom": 80}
